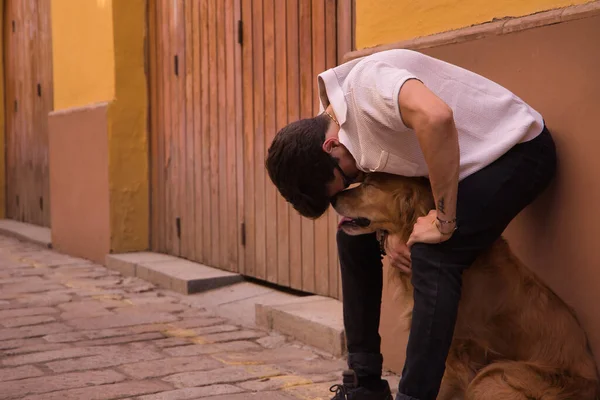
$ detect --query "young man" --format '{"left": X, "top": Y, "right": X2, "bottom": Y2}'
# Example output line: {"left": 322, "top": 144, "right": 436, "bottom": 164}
{"left": 265, "top": 49, "right": 557, "bottom": 400}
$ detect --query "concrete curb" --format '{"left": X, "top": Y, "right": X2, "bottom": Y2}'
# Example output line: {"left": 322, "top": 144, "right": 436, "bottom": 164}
{"left": 106, "top": 251, "right": 347, "bottom": 357}
{"left": 0, "top": 220, "right": 52, "bottom": 248}
{"left": 256, "top": 296, "right": 347, "bottom": 357}
{"left": 105, "top": 252, "right": 243, "bottom": 294}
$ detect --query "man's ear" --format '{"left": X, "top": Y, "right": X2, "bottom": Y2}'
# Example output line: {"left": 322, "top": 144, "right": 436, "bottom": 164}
{"left": 322, "top": 137, "right": 340, "bottom": 154}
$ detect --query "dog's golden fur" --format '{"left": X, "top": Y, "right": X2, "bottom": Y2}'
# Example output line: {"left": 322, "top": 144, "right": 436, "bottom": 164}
{"left": 333, "top": 173, "right": 599, "bottom": 400}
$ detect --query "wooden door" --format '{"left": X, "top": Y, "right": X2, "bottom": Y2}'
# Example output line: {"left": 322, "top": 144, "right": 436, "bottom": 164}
{"left": 149, "top": 0, "right": 353, "bottom": 299}
{"left": 4, "top": 0, "right": 53, "bottom": 226}
{"left": 148, "top": 0, "right": 243, "bottom": 272}
{"left": 240, "top": 0, "right": 352, "bottom": 298}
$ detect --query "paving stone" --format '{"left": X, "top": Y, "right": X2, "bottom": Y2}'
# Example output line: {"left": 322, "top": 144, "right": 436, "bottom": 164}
{"left": 77, "top": 332, "right": 165, "bottom": 347}
{"left": 151, "top": 337, "right": 192, "bottom": 348}
{"left": 0, "top": 369, "right": 125, "bottom": 399}
{"left": 60, "top": 308, "right": 114, "bottom": 320}
{"left": 44, "top": 331, "right": 88, "bottom": 343}
{"left": 0, "top": 338, "right": 43, "bottom": 350}
{"left": 164, "top": 341, "right": 261, "bottom": 357}
{"left": 119, "top": 355, "right": 224, "bottom": 379}
{"left": 135, "top": 385, "right": 245, "bottom": 400}
{"left": 191, "top": 391, "right": 292, "bottom": 400}
{"left": 16, "top": 293, "right": 72, "bottom": 307}
{"left": 4, "top": 342, "right": 71, "bottom": 355}
{"left": 238, "top": 374, "right": 335, "bottom": 392}
{"left": 0, "top": 307, "right": 57, "bottom": 319}
{"left": 163, "top": 364, "right": 283, "bottom": 387}
{"left": 257, "top": 333, "right": 287, "bottom": 349}
{"left": 169, "top": 324, "right": 238, "bottom": 337}
{"left": 1, "top": 315, "right": 56, "bottom": 328}
{"left": 64, "top": 311, "right": 178, "bottom": 330}
{"left": 47, "top": 344, "right": 165, "bottom": 373}
{"left": 1, "top": 282, "right": 66, "bottom": 293}
{"left": 0, "top": 365, "right": 44, "bottom": 382}
{"left": 282, "top": 379, "right": 339, "bottom": 399}
{"left": 195, "top": 329, "right": 266, "bottom": 344}
{"left": 282, "top": 358, "right": 347, "bottom": 376}
{"left": 20, "top": 379, "right": 172, "bottom": 400}
{"left": 0, "top": 323, "right": 72, "bottom": 341}
{"left": 169, "top": 317, "right": 227, "bottom": 329}
{"left": 129, "top": 323, "right": 174, "bottom": 334}
{"left": 212, "top": 345, "right": 319, "bottom": 366}
{"left": 2, "top": 346, "right": 100, "bottom": 366}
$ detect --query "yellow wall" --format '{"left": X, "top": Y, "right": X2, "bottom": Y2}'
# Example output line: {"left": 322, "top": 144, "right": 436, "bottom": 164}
{"left": 49, "top": 0, "right": 148, "bottom": 253}
{"left": 356, "top": 0, "right": 594, "bottom": 49}
{"left": 107, "top": 0, "right": 148, "bottom": 252}
{"left": 51, "top": 0, "right": 115, "bottom": 110}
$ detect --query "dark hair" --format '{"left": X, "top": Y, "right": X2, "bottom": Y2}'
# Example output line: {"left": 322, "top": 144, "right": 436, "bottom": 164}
{"left": 266, "top": 114, "right": 335, "bottom": 219}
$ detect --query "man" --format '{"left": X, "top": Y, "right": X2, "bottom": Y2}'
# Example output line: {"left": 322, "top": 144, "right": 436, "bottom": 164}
{"left": 265, "top": 49, "right": 557, "bottom": 400}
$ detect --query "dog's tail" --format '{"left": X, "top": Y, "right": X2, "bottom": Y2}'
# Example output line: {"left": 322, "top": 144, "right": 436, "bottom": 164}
{"left": 466, "top": 361, "right": 599, "bottom": 400}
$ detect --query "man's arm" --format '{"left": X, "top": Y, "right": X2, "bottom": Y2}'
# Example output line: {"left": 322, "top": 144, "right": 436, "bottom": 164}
{"left": 398, "top": 79, "right": 459, "bottom": 232}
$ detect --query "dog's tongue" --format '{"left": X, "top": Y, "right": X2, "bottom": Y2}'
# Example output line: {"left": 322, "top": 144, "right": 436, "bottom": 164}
{"left": 338, "top": 217, "right": 352, "bottom": 229}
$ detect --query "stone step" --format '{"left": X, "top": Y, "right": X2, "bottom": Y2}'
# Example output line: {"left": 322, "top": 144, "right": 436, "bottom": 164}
{"left": 0, "top": 220, "right": 52, "bottom": 248}
{"left": 105, "top": 252, "right": 243, "bottom": 294}
{"left": 256, "top": 295, "right": 346, "bottom": 357}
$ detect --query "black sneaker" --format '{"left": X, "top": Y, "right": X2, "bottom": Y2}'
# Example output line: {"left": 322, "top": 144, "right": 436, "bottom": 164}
{"left": 329, "top": 370, "right": 393, "bottom": 400}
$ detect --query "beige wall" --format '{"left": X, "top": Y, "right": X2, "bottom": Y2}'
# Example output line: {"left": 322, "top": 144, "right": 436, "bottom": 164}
{"left": 48, "top": 104, "right": 111, "bottom": 264}
{"left": 373, "top": 13, "right": 600, "bottom": 373}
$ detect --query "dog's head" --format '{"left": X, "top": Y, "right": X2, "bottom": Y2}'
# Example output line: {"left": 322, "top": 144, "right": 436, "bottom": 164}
{"left": 332, "top": 173, "right": 434, "bottom": 242}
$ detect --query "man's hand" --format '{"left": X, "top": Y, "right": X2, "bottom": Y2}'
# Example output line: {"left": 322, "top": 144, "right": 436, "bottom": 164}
{"left": 384, "top": 233, "right": 412, "bottom": 274}
{"left": 407, "top": 210, "right": 452, "bottom": 248}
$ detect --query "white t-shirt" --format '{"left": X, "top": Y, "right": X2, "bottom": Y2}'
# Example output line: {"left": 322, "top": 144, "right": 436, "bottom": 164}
{"left": 317, "top": 49, "right": 544, "bottom": 180}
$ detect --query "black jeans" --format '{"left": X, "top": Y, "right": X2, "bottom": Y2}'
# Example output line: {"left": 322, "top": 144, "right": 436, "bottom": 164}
{"left": 337, "top": 127, "right": 557, "bottom": 400}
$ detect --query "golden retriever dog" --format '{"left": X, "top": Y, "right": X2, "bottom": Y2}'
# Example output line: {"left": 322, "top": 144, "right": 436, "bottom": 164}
{"left": 332, "top": 172, "right": 599, "bottom": 400}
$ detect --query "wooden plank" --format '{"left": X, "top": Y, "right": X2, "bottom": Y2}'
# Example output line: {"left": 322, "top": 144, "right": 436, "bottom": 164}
{"left": 22, "top": 0, "right": 34, "bottom": 224}
{"left": 4, "top": 0, "right": 15, "bottom": 221}
{"left": 234, "top": 0, "right": 245, "bottom": 274}
{"left": 200, "top": 0, "right": 212, "bottom": 264}
{"left": 217, "top": 0, "right": 228, "bottom": 270}
{"left": 225, "top": 0, "right": 239, "bottom": 271}
{"left": 274, "top": 0, "right": 290, "bottom": 288}
{"left": 299, "top": 0, "right": 315, "bottom": 293}
{"left": 263, "top": 0, "right": 278, "bottom": 283}
{"left": 161, "top": 0, "right": 175, "bottom": 254}
{"left": 312, "top": 0, "right": 329, "bottom": 297}
{"left": 337, "top": 0, "right": 353, "bottom": 62}
{"left": 148, "top": 0, "right": 159, "bottom": 250}
{"left": 43, "top": 0, "right": 53, "bottom": 227}
{"left": 29, "top": 0, "right": 40, "bottom": 226}
{"left": 40, "top": 0, "right": 53, "bottom": 227}
{"left": 208, "top": 0, "right": 220, "bottom": 266}
{"left": 156, "top": 0, "right": 167, "bottom": 252}
{"left": 182, "top": 0, "right": 195, "bottom": 260}
{"left": 287, "top": 0, "right": 303, "bottom": 291}
{"left": 175, "top": 0, "right": 185, "bottom": 257}
{"left": 325, "top": 0, "right": 340, "bottom": 299}
{"left": 252, "top": 0, "right": 266, "bottom": 280}
{"left": 241, "top": 0, "right": 255, "bottom": 276}
{"left": 192, "top": 0, "right": 204, "bottom": 261}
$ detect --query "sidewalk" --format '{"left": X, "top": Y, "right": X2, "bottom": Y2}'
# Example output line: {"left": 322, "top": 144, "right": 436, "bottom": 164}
{"left": 0, "top": 235, "right": 399, "bottom": 399}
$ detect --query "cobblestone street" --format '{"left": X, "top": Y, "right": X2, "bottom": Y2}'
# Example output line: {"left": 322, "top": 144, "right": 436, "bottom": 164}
{"left": 0, "top": 235, "right": 399, "bottom": 399}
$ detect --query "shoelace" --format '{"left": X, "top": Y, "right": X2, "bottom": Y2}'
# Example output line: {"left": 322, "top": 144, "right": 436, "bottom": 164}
{"left": 329, "top": 384, "right": 348, "bottom": 399}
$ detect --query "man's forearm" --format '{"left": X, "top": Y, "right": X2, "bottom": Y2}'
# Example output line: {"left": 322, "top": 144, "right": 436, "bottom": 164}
{"left": 415, "top": 113, "right": 460, "bottom": 227}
